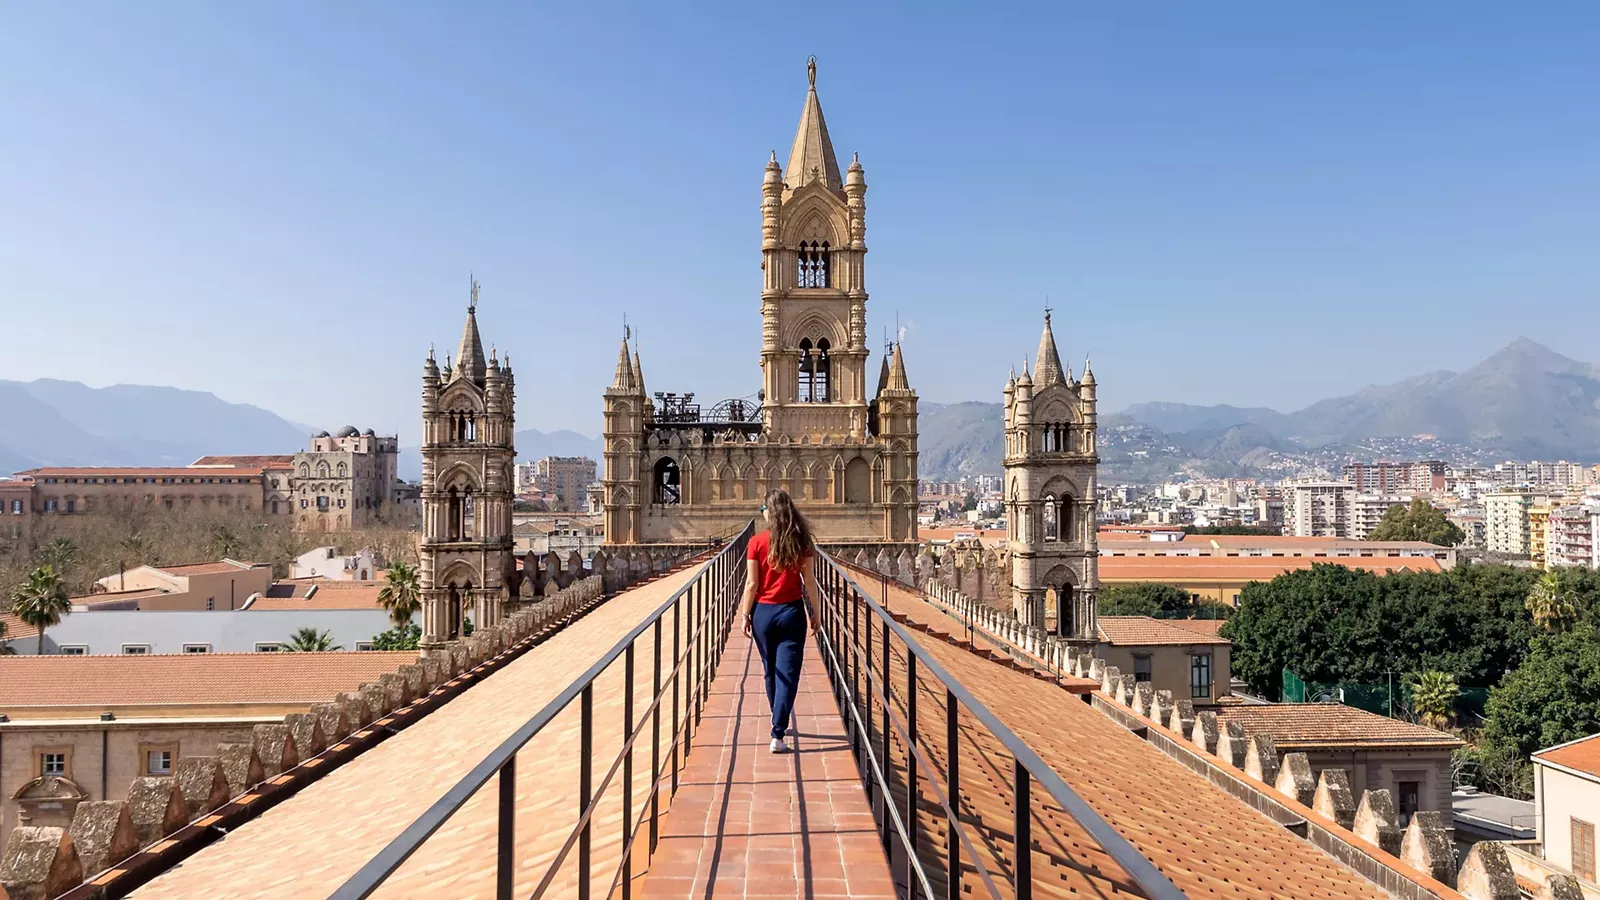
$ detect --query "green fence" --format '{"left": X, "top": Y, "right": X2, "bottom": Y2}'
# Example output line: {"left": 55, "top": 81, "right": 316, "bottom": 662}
{"left": 1282, "top": 669, "right": 1489, "bottom": 720}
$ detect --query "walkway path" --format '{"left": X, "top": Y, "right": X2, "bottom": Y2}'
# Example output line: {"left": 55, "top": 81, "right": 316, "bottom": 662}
{"left": 635, "top": 617, "right": 898, "bottom": 900}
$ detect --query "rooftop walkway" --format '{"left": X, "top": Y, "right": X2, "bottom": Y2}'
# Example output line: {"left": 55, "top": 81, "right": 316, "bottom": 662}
{"left": 130, "top": 566, "right": 702, "bottom": 899}
{"left": 634, "top": 617, "right": 898, "bottom": 900}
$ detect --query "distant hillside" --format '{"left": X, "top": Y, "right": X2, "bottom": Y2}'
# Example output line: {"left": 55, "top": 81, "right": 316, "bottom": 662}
{"left": 919, "top": 401, "right": 1006, "bottom": 477}
{"left": 1119, "top": 338, "right": 1600, "bottom": 460}
{"left": 397, "top": 427, "right": 605, "bottom": 481}
{"left": 0, "top": 379, "right": 311, "bottom": 473}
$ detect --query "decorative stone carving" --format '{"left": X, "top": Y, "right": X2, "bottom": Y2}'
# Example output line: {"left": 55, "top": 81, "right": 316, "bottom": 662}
{"left": 252, "top": 723, "right": 299, "bottom": 780}
{"left": 285, "top": 713, "right": 328, "bottom": 758}
{"left": 215, "top": 743, "right": 265, "bottom": 796}
{"left": 313, "top": 701, "right": 352, "bottom": 744}
{"left": 1540, "top": 874, "right": 1584, "bottom": 900}
{"left": 1190, "top": 711, "right": 1219, "bottom": 755}
{"left": 1133, "top": 682, "right": 1155, "bottom": 718}
{"left": 1215, "top": 720, "right": 1247, "bottom": 768}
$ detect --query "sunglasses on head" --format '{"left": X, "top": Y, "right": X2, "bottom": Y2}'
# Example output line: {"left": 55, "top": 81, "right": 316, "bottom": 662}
{"left": 760, "top": 505, "right": 767, "bottom": 512}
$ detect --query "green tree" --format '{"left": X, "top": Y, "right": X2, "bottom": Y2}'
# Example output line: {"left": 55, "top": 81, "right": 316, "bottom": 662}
{"left": 0, "top": 617, "right": 12, "bottom": 654}
{"left": 1098, "top": 582, "right": 1218, "bottom": 617}
{"left": 1183, "top": 525, "right": 1282, "bottom": 536}
{"left": 376, "top": 561, "right": 422, "bottom": 628}
{"left": 370, "top": 621, "right": 421, "bottom": 651}
{"left": 9, "top": 564, "right": 72, "bottom": 655}
{"left": 39, "top": 538, "right": 81, "bottom": 576}
{"left": 1527, "top": 569, "right": 1582, "bottom": 632}
{"left": 208, "top": 524, "right": 245, "bottom": 560}
{"left": 1369, "top": 498, "right": 1465, "bottom": 547}
{"left": 284, "top": 627, "right": 342, "bottom": 652}
{"left": 1482, "top": 624, "right": 1600, "bottom": 781}
{"left": 1410, "top": 670, "right": 1458, "bottom": 730}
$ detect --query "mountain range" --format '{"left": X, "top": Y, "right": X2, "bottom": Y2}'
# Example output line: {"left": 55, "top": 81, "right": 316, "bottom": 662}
{"left": 6, "top": 339, "right": 1596, "bottom": 483}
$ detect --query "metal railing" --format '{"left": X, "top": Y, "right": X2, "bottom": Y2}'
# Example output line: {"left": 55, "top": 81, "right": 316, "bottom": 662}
{"left": 331, "top": 523, "right": 753, "bottom": 900}
{"left": 812, "top": 552, "right": 1187, "bottom": 900}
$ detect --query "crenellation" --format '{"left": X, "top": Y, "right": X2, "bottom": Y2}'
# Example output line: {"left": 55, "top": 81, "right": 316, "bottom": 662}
{"left": 1244, "top": 733, "right": 1280, "bottom": 786}
{"left": 1351, "top": 789, "right": 1400, "bottom": 856}
{"left": 1190, "top": 711, "right": 1219, "bottom": 755}
{"left": 215, "top": 742, "right": 265, "bottom": 796}
{"left": 1540, "top": 874, "right": 1584, "bottom": 900}
{"left": 1312, "top": 768, "right": 1356, "bottom": 830}
{"left": 1275, "top": 752, "right": 1315, "bottom": 807}
{"left": 284, "top": 713, "right": 328, "bottom": 758}
{"left": 1400, "top": 810, "right": 1455, "bottom": 886}
{"left": 1215, "top": 720, "right": 1247, "bottom": 768}
{"left": 1169, "top": 699, "right": 1195, "bottom": 738}
{"left": 1151, "top": 689, "right": 1174, "bottom": 725}
{"left": 1133, "top": 682, "right": 1154, "bottom": 718}
{"left": 1117, "top": 674, "right": 1136, "bottom": 707}
{"left": 125, "top": 776, "right": 189, "bottom": 847}
{"left": 66, "top": 801, "right": 139, "bottom": 877}
{"left": 0, "top": 826, "right": 82, "bottom": 900}
{"left": 174, "top": 757, "right": 233, "bottom": 817}
{"left": 252, "top": 723, "right": 299, "bottom": 779}
{"left": 313, "top": 701, "right": 352, "bottom": 743}
{"left": 1455, "top": 841, "right": 1518, "bottom": 900}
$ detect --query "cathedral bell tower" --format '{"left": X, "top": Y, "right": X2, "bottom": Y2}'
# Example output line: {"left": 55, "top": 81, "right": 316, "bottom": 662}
{"left": 420, "top": 279, "right": 516, "bottom": 648}
{"left": 759, "top": 57, "right": 872, "bottom": 439}
{"left": 1004, "top": 311, "right": 1099, "bottom": 640}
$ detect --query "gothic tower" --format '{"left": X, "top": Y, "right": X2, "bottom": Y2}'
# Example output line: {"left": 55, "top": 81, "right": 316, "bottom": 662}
{"left": 1004, "top": 312, "right": 1099, "bottom": 640}
{"left": 602, "top": 333, "right": 646, "bottom": 544}
{"left": 420, "top": 279, "right": 516, "bottom": 648}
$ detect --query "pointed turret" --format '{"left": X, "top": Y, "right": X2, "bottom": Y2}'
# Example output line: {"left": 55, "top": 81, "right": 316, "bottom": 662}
{"left": 632, "top": 350, "right": 645, "bottom": 397}
{"left": 1034, "top": 311, "right": 1063, "bottom": 386}
{"left": 785, "top": 57, "right": 842, "bottom": 191}
{"left": 1081, "top": 357, "right": 1095, "bottom": 386}
{"left": 875, "top": 348, "right": 892, "bottom": 397}
{"left": 455, "top": 306, "right": 487, "bottom": 386}
{"left": 886, "top": 341, "right": 910, "bottom": 391}
{"left": 611, "top": 339, "right": 636, "bottom": 391}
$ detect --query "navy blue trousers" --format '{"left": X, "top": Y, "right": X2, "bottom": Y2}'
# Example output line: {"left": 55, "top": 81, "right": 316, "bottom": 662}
{"left": 752, "top": 600, "right": 807, "bottom": 740}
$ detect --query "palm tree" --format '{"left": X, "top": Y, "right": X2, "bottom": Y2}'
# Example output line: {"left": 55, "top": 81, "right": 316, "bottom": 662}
{"left": 0, "top": 617, "right": 12, "bottom": 654}
{"left": 39, "top": 538, "right": 81, "bottom": 575}
{"left": 376, "top": 562, "right": 422, "bottom": 628}
{"left": 10, "top": 564, "right": 72, "bottom": 655}
{"left": 119, "top": 532, "right": 153, "bottom": 567}
{"left": 1410, "top": 670, "right": 1458, "bottom": 730}
{"left": 284, "top": 627, "right": 342, "bottom": 652}
{"left": 209, "top": 525, "right": 244, "bottom": 561}
{"left": 1527, "top": 570, "right": 1581, "bottom": 632}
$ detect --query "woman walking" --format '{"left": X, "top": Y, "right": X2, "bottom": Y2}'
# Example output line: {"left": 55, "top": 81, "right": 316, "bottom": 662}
{"left": 740, "top": 488, "right": 816, "bottom": 753}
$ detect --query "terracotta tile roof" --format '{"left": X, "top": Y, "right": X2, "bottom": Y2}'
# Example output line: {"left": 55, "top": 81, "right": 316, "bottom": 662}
{"left": 0, "top": 612, "right": 39, "bottom": 641}
{"left": 17, "top": 466, "right": 265, "bottom": 479}
{"left": 1097, "top": 615, "right": 1231, "bottom": 646}
{"left": 1534, "top": 733, "right": 1600, "bottom": 779}
{"left": 0, "top": 652, "right": 417, "bottom": 711}
{"left": 1169, "top": 618, "right": 1227, "bottom": 637}
{"left": 75, "top": 587, "right": 174, "bottom": 607}
{"left": 865, "top": 580, "right": 1394, "bottom": 898}
{"left": 189, "top": 455, "right": 295, "bottom": 470}
{"left": 1098, "top": 555, "right": 1442, "bottom": 581}
{"left": 1098, "top": 534, "right": 1450, "bottom": 551}
{"left": 157, "top": 560, "right": 260, "bottom": 576}
{"left": 1216, "top": 704, "right": 1464, "bottom": 750}
{"left": 249, "top": 582, "right": 387, "bottom": 611}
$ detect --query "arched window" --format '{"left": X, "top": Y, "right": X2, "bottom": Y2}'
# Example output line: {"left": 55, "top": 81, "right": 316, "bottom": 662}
{"left": 317, "top": 461, "right": 329, "bottom": 478}
{"left": 813, "top": 338, "right": 830, "bottom": 402}
{"left": 298, "top": 463, "right": 309, "bottom": 478}
{"left": 653, "top": 457, "right": 681, "bottom": 505}
{"left": 446, "top": 487, "right": 462, "bottom": 541}
{"left": 797, "top": 240, "right": 830, "bottom": 288}
{"left": 798, "top": 339, "right": 813, "bottom": 402}
{"left": 844, "top": 457, "right": 870, "bottom": 504}
{"left": 337, "top": 462, "right": 347, "bottom": 478}
{"left": 1043, "top": 494, "right": 1059, "bottom": 541}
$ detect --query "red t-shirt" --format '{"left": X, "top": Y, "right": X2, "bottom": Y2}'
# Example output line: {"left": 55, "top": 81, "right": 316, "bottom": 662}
{"left": 747, "top": 530, "right": 808, "bottom": 605}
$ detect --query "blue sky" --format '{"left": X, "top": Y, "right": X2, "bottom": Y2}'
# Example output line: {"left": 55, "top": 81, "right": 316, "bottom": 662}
{"left": 3, "top": 3, "right": 1597, "bottom": 442}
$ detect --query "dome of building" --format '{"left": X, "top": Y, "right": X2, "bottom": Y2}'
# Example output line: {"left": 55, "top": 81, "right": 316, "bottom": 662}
{"left": 362, "top": 428, "right": 376, "bottom": 437}
{"left": 316, "top": 430, "right": 331, "bottom": 438}
{"left": 337, "top": 425, "right": 360, "bottom": 438}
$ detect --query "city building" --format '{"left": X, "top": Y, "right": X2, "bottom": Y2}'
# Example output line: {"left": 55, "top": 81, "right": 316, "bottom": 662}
{"left": 1284, "top": 481, "right": 1353, "bottom": 537}
{"left": 1098, "top": 554, "right": 1444, "bottom": 607}
{"left": 533, "top": 456, "right": 597, "bottom": 511}
{"left": 191, "top": 455, "right": 296, "bottom": 515}
{"left": 1530, "top": 504, "right": 1554, "bottom": 568}
{"left": 78, "top": 560, "right": 275, "bottom": 614}
{"left": 1485, "top": 489, "right": 1536, "bottom": 557}
{"left": 22, "top": 604, "right": 395, "bottom": 655}
{"left": 418, "top": 280, "right": 516, "bottom": 647}
{"left": 291, "top": 546, "right": 380, "bottom": 581}
{"left": 1094, "top": 616, "right": 1230, "bottom": 706}
{"left": 1002, "top": 312, "right": 1099, "bottom": 638}
{"left": 1342, "top": 460, "right": 1447, "bottom": 494}
{"left": 1349, "top": 493, "right": 1412, "bottom": 541}
{"left": 1255, "top": 489, "right": 1285, "bottom": 532}
{"left": 1548, "top": 503, "right": 1600, "bottom": 569}
{"left": 599, "top": 62, "right": 919, "bottom": 545}
{"left": 1214, "top": 704, "right": 1463, "bottom": 824}
{"left": 10, "top": 466, "right": 271, "bottom": 516}
{"left": 1096, "top": 530, "right": 1458, "bottom": 566}
{"left": 0, "top": 651, "right": 417, "bottom": 837}
{"left": 0, "top": 478, "right": 36, "bottom": 544}
{"left": 1511, "top": 732, "right": 1600, "bottom": 886}
{"left": 291, "top": 427, "right": 401, "bottom": 532}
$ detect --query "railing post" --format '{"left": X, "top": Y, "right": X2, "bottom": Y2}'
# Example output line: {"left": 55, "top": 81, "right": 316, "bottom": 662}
{"left": 497, "top": 754, "right": 515, "bottom": 900}
{"left": 850, "top": 586, "right": 861, "bottom": 759}
{"left": 946, "top": 688, "right": 960, "bottom": 900}
{"left": 579, "top": 683, "right": 593, "bottom": 900}
{"left": 905, "top": 651, "right": 918, "bottom": 889}
{"left": 1014, "top": 757, "right": 1030, "bottom": 900}
{"left": 880, "top": 611, "right": 891, "bottom": 848}
{"left": 650, "top": 617, "right": 662, "bottom": 852}
{"left": 671, "top": 590, "right": 681, "bottom": 794}
{"left": 622, "top": 643, "right": 634, "bottom": 900}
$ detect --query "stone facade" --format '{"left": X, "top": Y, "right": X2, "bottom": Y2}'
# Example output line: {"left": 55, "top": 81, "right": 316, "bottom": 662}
{"left": 291, "top": 428, "right": 400, "bottom": 532}
{"left": 418, "top": 281, "right": 516, "bottom": 647}
{"left": 600, "top": 60, "right": 918, "bottom": 547}
{"left": 1003, "top": 312, "right": 1099, "bottom": 639}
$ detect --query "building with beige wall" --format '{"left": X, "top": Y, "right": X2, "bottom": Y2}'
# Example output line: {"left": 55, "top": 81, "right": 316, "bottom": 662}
{"left": 88, "top": 560, "right": 273, "bottom": 612}
{"left": 0, "top": 651, "right": 417, "bottom": 840}
{"left": 600, "top": 60, "right": 919, "bottom": 547}
{"left": 1485, "top": 489, "right": 1536, "bottom": 557}
{"left": 1215, "top": 704, "right": 1462, "bottom": 825}
{"left": 1511, "top": 732, "right": 1600, "bottom": 891}
{"left": 532, "top": 456, "right": 597, "bottom": 511}
{"left": 1098, "top": 554, "right": 1444, "bottom": 608}
{"left": 0, "top": 478, "right": 36, "bottom": 545}
{"left": 192, "top": 455, "right": 295, "bottom": 516}
{"left": 11, "top": 466, "right": 270, "bottom": 517}
{"left": 1094, "top": 617, "right": 1229, "bottom": 705}
{"left": 292, "top": 427, "right": 400, "bottom": 532}
{"left": 1284, "top": 481, "right": 1354, "bottom": 537}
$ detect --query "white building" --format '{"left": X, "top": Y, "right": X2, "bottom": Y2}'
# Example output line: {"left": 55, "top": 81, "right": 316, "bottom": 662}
{"left": 1349, "top": 493, "right": 1413, "bottom": 541}
{"left": 1285, "top": 481, "right": 1353, "bottom": 538}
{"left": 291, "top": 546, "right": 380, "bottom": 581}
{"left": 1508, "top": 733, "right": 1600, "bottom": 887}
{"left": 1548, "top": 503, "right": 1600, "bottom": 570}
{"left": 1484, "top": 490, "right": 1535, "bottom": 557}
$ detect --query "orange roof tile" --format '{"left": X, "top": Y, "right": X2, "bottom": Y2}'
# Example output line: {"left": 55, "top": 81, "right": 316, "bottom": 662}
{"left": 1216, "top": 704, "right": 1464, "bottom": 750}
{"left": 0, "top": 612, "right": 39, "bottom": 641}
{"left": 1098, "top": 555, "right": 1442, "bottom": 581}
{"left": 1169, "top": 618, "right": 1228, "bottom": 637}
{"left": 17, "top": 466, "right": 265, "bottom": 478}
{"left": 157, "top": 560, "right": 260, "bottom": 576}
{"left": 249, "top": 582, "right": 387, "bottom": 611}
{"left": 0, "top": 652, "right": 417, "bottom": 711}
{"left": 1097, "top": 615, "right": 1231, "bottom": 646}
{"left": 1535, "top": 733, "right": 1600, "bottom": 779}
{"left": 189, "top": 454, "right": 295, "bottom": 469}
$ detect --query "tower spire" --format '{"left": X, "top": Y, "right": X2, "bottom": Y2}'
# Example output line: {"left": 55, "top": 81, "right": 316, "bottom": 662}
{"left": 1034, "top": 308, "right": 1063, "bottom": 386}
{"left": 455, "top": 277, "right": 487, "bottom": 385}
{"left": 785, "top": 56, "right": 842, "bottom": 191}
{"left": 611, "top": 337, "right": 636, "bottom": 391}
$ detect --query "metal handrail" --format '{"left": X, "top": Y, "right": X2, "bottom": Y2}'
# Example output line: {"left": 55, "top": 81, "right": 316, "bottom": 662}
{"left": 815, "top": 552, "right": 1188, "bottom": 900}
{"left": 331, "top": 523, "right": 754, "bottom": 900}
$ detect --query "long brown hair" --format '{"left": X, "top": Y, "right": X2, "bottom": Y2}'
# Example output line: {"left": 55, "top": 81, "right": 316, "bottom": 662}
{"left": 764, "top": 488, "right": 814, "bottom": 571}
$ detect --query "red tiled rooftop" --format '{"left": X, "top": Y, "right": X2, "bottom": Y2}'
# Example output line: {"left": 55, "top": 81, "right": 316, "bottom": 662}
{"left": 1216, "top": 704, "right": 1464, "bottom": 750}
{"left": 1097, "top": 615, "right": 1231, "bottom": 646}
{"left": 190, "top": 454, "right": 295, "bottom": 469}
{"left": 0, "top": 652, "right": 418, "bottom": 712}
{"left": 1535, "top": 732, "right": 1600, "bottom": 779}
{"left": 249, "top": 581, "right": 386, "bottom": 611}
{"left": 16, "top": 466, "right": 266, "bottom": 478}
{"left": 1098, "top": 555, "right": 1442, "bottom": 581}
{"left": 1169, "top": 617, "right": 1227, "bottom": 637}
{"left": 157, "top": 560, "right": 260, "bottom": 576}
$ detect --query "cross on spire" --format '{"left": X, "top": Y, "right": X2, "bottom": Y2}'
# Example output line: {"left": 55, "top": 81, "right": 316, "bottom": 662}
{"left": 469, "top": 274, "right": 480, "bottom": 310}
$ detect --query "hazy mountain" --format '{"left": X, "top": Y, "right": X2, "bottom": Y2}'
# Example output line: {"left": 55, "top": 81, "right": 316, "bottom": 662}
{"left": 0, "top": 379, "right": 311, "bottom": 474}
{"left": 918, "top": 402, "right": 1006, "bottom": 477}
{"left": 1119, "top": 402, "right": 1291, "bottom": 437}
